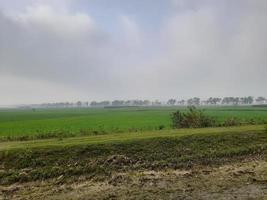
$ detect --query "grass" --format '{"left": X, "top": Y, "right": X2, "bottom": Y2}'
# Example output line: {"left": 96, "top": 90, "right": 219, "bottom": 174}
{"left": 0, "top": 106, "right": 267, "bottom": 140}
{"left": 1, "top": 106, "right": 266, "bottom": 197}
{"left": 0, "top": 125, "right": 266, "bottom": 184}
{"left": 0, "top": 124, "right": 264, "bottom": 152}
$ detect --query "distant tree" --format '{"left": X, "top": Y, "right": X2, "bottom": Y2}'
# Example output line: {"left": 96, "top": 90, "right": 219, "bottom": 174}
{"left": 240, "top": 96, "right": 254, "bottom": 105}
{"left": 132, "top": 100, "right": 143, "bottom": 106}
{"left": 222, "top": 97, "right": 229, "bottom": 105}
{"left": 90, "top": 101, "right": 110, "bottom": 107}
{"left": 143, "top": 100, "right": 151, "bottom": 106}
{"left": 177, "top": 100, "right": 185, "bottom": 105}
{"left": 240, "top": 97, "right": 245, "bottom": 104}
{"left": 167, "top": 99, "right": 176, "bottom": 105}
{"left": 90, "top": 101, "right": 97, "bottom": 107}
{"left": 214, "top": 98, "right": 222, "bottom": 105}
{"left": 247, "top": 96, "right": 254, "bottom": 104}
{"left": 187, "top": 97, "right": 200, "bottom": 106}
{"left": 222, "top": 97, "right": 239, "bottom": 105}
{"left": 124, "top": 100, "right": 132, "bottom": 106}
{"left": 207, "top": 97, "right": 221, "bottom": 105}
{"left": 187, "top": 98, "right": 194, "bottom": 106}
{"left": 112, "top": 100, "right": 124, "bottom": 106}
{"left": 193, "top": 97, "right": 200, "bottom": 106}
{"left": 101, "top": 101, "right": 110, "bottom": 106}
{"left": 76, "top": 101, "right": 82, "bottom": 107}
{"left": 152, "top": 100, "right": 162, "bottom": 106}
{"left": 256, "top": 97, "right": 266, "bottom": 104}
{"left": 207, "top": 98, "right": 212, "bottom": 105}
{"left": 233, "top": 97, "right": 239, "bottom": 105}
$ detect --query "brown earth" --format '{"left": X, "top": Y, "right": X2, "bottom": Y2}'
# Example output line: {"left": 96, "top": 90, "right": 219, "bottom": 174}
{"left": 1, "top": 158, "right": 267, "bottom": 200}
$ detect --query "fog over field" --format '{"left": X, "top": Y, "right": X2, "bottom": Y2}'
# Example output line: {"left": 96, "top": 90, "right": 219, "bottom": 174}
{"left": 0, "top": 0, "right": 266, "bottom": 104}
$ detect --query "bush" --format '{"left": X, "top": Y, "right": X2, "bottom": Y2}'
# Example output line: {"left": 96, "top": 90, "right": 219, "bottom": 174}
{"left": 171, "top": 106, "right": 215, "bottom": 128}
{"left": 265, "top": 125, "right": 267, "bottom": 133}
{"left": 223, "top": 117, "right": 241, "bottom": 127}
{"left": 171, "top": 110, "right": 184, "bottom": 128}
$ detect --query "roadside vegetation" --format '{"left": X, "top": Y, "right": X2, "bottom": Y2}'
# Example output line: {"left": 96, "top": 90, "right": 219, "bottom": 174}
{"left": 171, "top": 106, "right": 258, "bottom": 129}
{"left": 0, "top": 128, "right": 266, "bottom": 185}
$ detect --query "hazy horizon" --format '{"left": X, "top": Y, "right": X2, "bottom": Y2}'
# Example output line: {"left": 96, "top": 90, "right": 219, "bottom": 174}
{"left": 0, "top": 0, "right": 266, "bottom": 105}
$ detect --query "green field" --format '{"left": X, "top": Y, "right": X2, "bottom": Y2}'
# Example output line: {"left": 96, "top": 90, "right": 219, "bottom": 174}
{"left": 0, "top": 125, "right": 264, "bottom": 152}
{"left": 1, "top": 107, "right": 267, "bottom": 199}
{"left": 0, "top": 106, "right": 267, "bottom": 140}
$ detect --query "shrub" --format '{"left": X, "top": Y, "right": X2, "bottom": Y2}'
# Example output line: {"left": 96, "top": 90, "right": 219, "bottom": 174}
{"left": 171, "top": 110, "right": 184, "bottom": 128}
{"left": 223, "top": 117, "right": 241, "bottom": 127}
{"left": 171, "top": 106, "right": 215, "bottom": 128}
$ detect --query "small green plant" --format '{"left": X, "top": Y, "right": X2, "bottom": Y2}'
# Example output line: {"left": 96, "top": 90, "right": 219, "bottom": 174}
{"left": 264, "top": 125, "right": 267, "bottom": 133}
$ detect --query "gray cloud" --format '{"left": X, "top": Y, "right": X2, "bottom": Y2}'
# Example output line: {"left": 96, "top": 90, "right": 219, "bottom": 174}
{"left": 0, "top": 0, "right": 266, "bottom": 104}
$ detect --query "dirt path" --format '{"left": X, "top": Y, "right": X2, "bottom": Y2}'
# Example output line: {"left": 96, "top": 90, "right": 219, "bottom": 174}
{"left": 1, "top": 158, "right": 267, "bottom": 200}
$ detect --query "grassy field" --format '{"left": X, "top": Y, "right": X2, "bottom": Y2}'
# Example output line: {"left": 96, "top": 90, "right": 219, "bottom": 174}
{"left": 0, "top": 107, "right": 266, "bottom": 199}
{"left": 0, "top": 125, "right": 264, "bottom": 152}
{"left": 0, "top": 106, "right": 267, "bottom": 140}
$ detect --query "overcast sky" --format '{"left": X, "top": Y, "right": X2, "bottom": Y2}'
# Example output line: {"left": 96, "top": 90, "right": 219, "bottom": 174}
{"left": 0, "top": 0, "right": 266, "bottom": 105}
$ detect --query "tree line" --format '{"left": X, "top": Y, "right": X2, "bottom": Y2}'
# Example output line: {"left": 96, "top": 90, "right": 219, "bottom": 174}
{"left": 31, "top": 96, "right": 267, "bottom": 108}
{"left": 169, "top": 96, "right": 265, "bottom": 106}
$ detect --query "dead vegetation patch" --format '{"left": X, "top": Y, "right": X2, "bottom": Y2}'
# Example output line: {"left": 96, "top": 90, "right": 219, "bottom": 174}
{"left": 1, "top": 158, "right": 266, "bottom": 200}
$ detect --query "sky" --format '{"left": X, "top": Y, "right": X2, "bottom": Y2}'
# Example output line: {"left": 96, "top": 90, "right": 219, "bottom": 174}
{"left": 0, "top": 0, "right": 266, "bottom": 105}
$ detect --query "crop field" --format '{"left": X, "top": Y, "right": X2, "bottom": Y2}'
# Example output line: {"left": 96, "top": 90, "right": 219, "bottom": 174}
{"left": 0, "top": 106, "right": 267, "bottom": 140}
{"left": 0, "top": 106, "right": 267, "bottom": 199}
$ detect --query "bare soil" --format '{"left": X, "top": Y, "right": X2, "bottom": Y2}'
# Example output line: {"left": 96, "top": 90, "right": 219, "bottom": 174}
{"left": 1, "top": 158, "right": 267, "bottom": 200}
